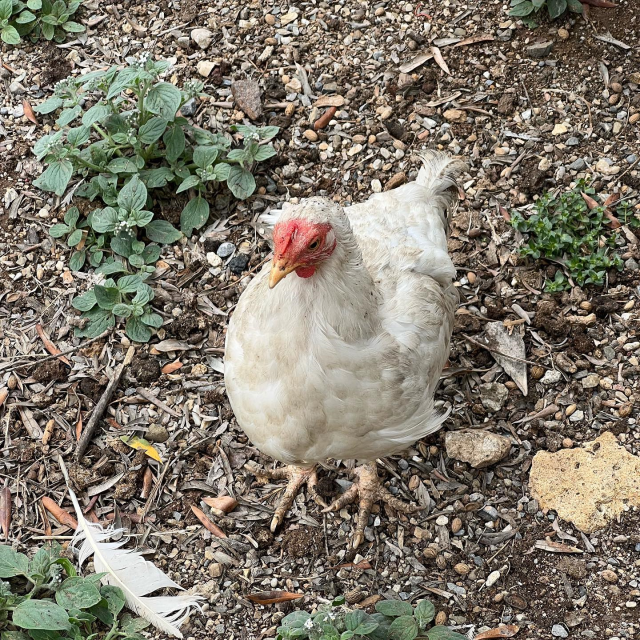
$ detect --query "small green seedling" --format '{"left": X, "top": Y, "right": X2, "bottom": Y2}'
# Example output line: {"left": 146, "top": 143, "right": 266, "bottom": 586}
{"left": 510, "top": 180, "right": 638, "bottom": 292}
{"left": 276, "top": 596, "right": 466, "bottom": 640}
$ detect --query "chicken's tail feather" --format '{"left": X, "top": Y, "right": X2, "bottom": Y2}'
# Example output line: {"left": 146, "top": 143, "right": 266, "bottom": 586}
{"left": 415, "top": 150, "right": 466, "bottom": 233}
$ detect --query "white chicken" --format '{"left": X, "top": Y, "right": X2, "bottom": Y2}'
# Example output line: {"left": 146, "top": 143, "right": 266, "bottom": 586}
{"left": 224, "top": 151, "right": 464, "bottom": 547}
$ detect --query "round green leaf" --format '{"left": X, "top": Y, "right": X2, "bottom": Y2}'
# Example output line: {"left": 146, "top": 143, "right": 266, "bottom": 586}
{"left": 72, "top": 289, "right": 97, "bottom": 312}
{"left": 426, "top": 627, "right": 468, "bottom": 640}
{"left": 414, "top": 599, "right": 435, "bottom": 629}
{"left": 118, "top": 175, "right": 147, "bottom": 212}
{"left": 13, "top": 600, "right": 71, "bottom": 631}
{"left": 126, "top": 316, "right": 152, "bottom": 343}
{"left": 15, "top": 10, "right": 37, "bottom": 24}
{"left": 388, "top": 616, "right": 418, "bottom": 640}
{"left": 375, "top": 600, "right": 414, "bottom": 618}
{"left": 67, "top": 228, "right": 83, "bottom": 247}
{"left": 69, "top": 249, "right": 86, "bottom": 271}
{"left": 62, "top": 20, "right": 84, "bottom": 32}
{"left": 1, "top": 25, "right": 20, "bottom": 45}
{"left": 94, "top": 285, "right": 120, "bottom": 310}
{"left": 547, "top": 0, "right": 567, "bottom": 18}
{"left": 56, "top": 577, "right": 102, "bottom": 610}
{"left": 0, "top": 545, "right": 30, "bottom": 578}
{"left": 113, "top": 303, "right": 132, "bottom": 318}
{"left": 146, "top": 82, "right": 182, "bottom": 120}
{"left": 176, "top": 175, "right": 200, "bottom": 194}
{"left": 180, "top": 196, "right": 210, "bottom": 236}
{"left": 138, "top": 116, "right": 168, "bottom": 144}
{"left": 227, "top": 165, "right": 256, "bottom": 200}
{"left": 64, "top": 206, "right": 80, "bottom": 226}
{"left": 145, "top": 219, "right": 182, "bottom": 244}
{"left": 91, "top": 207, "right": 119, "bottom": 234}
{"left": 33, "top": 159, "right": 73, "bottom": 196}
{"left": 128, "top": 209, "right": 154, "bottom": 228}
{"left": 49, "top": 223, "right": 70, "bottom": 238}
{"left": 34, "top": 96, "right": 64, "bottom": 115}
{"left": 163, "top": 125, "right": 185, "bottom": 162}
{"left": 140, "top": 312, "right": 163, "bottom": 328}
{"left": 100, "top": 585, "right": 125, "bottom": 616}
{"left": 128, "top": 254, "right": 144, "bottom": 268}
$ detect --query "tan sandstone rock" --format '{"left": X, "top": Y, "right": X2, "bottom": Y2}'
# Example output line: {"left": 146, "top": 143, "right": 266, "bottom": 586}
{"left": 529, "top": 431, "right": 640, "bottom": 533}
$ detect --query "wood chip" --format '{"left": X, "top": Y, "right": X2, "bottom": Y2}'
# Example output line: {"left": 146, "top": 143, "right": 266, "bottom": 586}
{"left": 246, "top": 591, "right": 304, "bottom": 605}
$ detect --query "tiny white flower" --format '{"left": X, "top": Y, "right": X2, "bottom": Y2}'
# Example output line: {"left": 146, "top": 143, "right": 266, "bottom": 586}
{"left": 304, "top": 618, "right": 314, "bottom": 629}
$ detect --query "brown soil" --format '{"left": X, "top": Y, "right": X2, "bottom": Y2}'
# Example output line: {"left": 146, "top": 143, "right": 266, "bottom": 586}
{"left": 130, "top": 354, "right": 162, "bottom": 384}
{"left": 32, "top": 359, "right": 68, "bottom": 384}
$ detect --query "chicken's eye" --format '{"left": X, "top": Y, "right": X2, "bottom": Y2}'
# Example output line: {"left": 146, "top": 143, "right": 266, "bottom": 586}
{"left": 308, "top": 238, "right": 320, "bottom": 250}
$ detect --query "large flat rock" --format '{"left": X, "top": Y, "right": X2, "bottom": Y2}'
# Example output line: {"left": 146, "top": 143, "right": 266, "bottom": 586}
{"left": 529, "top": 431, "right": 640, "bottom": 533}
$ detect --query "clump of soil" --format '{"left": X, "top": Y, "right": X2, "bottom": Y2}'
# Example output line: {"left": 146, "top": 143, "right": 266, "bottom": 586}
{"left": 130, "top": 354, "right": 161, "bottom": 384}
{"left": 78, "top": 377, "right": 105, "bottom": 403}
{"left": 40, "top": 44, "right": 73, "bottom": 87}
{"left": 281, "top": 528, "right": 323, "bottom": 558}
{"left": 33, "top": 359, "right": 68, "bottom": 384}
{"left": 534, "top": 301, "right": 569, "bottom": 338}
{"left": 168, "top": 311, "right": 206, "bottom": 340}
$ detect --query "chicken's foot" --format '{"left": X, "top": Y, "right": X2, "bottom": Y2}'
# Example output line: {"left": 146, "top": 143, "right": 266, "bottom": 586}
{"left": 254, "top": 465, "right": 327, "bottom": 532}
{"left": 323, "top": 461, "right": 421, "bottom": 548}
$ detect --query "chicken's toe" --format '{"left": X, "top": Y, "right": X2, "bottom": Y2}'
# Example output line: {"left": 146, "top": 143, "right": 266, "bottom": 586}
{"left": 249, "top": 464, "right": 324, "bottom": 532}
{"left": 323, "top": 461, "right": 422, "bottom": 548}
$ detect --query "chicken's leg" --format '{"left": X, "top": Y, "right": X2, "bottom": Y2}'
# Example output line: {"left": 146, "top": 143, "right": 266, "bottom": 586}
{"left": 253, "top": 465, "right": 327, "bottom": 532}
{"left": 323, "top": 462, "right": 421, "bottom": 548}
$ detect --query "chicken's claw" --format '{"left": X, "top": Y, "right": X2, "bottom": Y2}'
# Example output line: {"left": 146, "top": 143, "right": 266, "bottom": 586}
{"left": 323, "top": 462, "right": 422, "bottom": 549}
{"left": 251, "top": 464, "right": 327, "bottom": 532}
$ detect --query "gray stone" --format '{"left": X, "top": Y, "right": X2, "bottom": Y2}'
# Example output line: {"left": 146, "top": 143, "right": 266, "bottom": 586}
{"left": 217, "top": 242, "right": 236, "bottom": 258}
{"left": 627, "top": 154, "right": 638, "bottom": 164}
{"left": 551, "top": 624, "right": 568, "bottom": 638}
{"left": 568, "top": 158, "right": 586, "bottom": 171}
{"left": 526, "top": 40, "right": 554, "bottom": 58}
{"left": 625, "top": 258, "right": 639, "bottom": 271}
{"left": 191, "top": 28, "right": 213, "bottom": 49}
{"left": 445, "top": 430, "right": 511, "bottom": 469}
{"left": 479, "top": 382, "right": 509, "bottom": 413}
{"left": 180, "top": 98, "right": 197, "bottom": 117}
{"left": 231, "top": 79, "right": 263, "bottom": 120}
{"left": 229, "top": 254, "right": 250, "bottom": 274}
{"left": 146, "top": 424, "right": 169, "bottom": 443}
{"left": 582, "top": 374, "right": 600, "bottom": 389}
{"left": 478, "top": 506, "right": 499, "bottom": 522}
{"left": 541, "top": 370, "right": 562, "bottom": 385}
{"left": 565, "top": 136, "right": 580, "bottom": 146}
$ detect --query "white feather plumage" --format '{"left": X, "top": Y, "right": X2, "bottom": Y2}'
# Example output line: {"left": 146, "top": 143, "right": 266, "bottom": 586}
{"left": 68, "top": 489, "right": 201, "bottom": 639}
{"left": 225, "top": 151, "right": 464, "bottom": 466}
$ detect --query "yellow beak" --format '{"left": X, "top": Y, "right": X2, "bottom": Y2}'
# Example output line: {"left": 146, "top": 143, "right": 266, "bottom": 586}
{"left": 269, "top": 257, "right": 299, "bottom": 289}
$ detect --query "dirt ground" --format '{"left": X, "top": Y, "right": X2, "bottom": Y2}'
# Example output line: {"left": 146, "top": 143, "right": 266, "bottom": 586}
{"left": 1, "top": 0, "right": 640, "bottom": 638}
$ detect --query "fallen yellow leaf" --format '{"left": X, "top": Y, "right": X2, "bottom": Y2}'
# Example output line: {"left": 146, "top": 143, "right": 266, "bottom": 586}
{"left": 120, "top": 435, "right": 162, "bottom": 463}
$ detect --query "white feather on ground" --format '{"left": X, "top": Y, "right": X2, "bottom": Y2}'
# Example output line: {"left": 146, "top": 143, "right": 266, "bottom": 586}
{"left": 68, "top": 489, "right": 201, "bottom": 639}
{"left": 226, "top": 151, "right": 464, "bottom": 466}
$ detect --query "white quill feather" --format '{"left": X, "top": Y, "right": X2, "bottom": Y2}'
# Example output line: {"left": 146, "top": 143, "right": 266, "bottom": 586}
{"left": 67, "top": 489, "right": 201, "bottom": 639}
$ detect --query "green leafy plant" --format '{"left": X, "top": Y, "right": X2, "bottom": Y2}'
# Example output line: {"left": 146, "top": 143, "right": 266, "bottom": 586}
{"left": 71, "top": 273, "right": 162, "bottom": 342}
{"left": 509, "top": 180, "right": 638, "bottom": 292}
{"left": 0, "top": 0, "right": 84, "bottom": 45}
{"left": 35, "top": 56, "right": 278, "bottom": 342}
{"left": 276, "top": 596, "right": 465, "bottom": 640}
{"left": 33, "top": 56, "right": 277, "bottom": 234}
{"left": 509, "top": 0, "right": 582, "bottom": 24}
{"left": 0, "top": 543, "right": 149, "bottom": 639}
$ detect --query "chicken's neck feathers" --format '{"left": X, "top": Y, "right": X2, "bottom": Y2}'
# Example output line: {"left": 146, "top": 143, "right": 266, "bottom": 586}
{"left": 268, "top": 223, "right": 380, "bottom": 342}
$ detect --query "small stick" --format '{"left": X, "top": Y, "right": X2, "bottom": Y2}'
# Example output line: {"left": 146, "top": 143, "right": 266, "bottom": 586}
{"left": 135, "top": 387, "right": 181, "bottom": 417}
{"left": 76, "top": 346, "right": 135, "bottom": 459}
